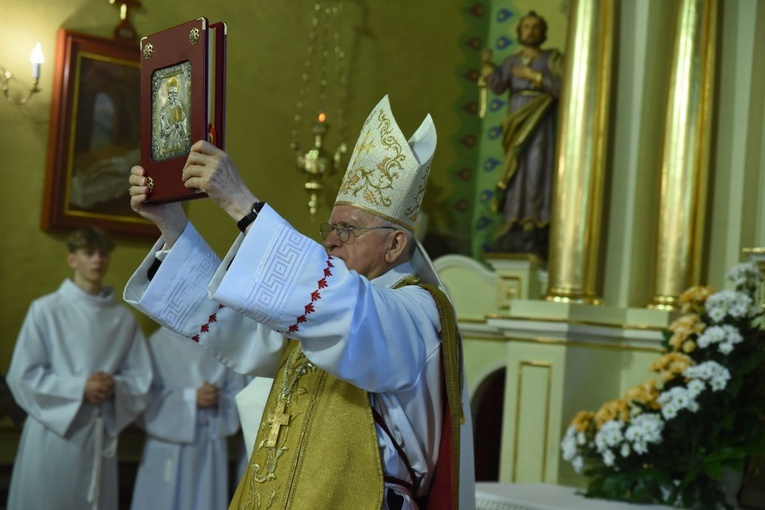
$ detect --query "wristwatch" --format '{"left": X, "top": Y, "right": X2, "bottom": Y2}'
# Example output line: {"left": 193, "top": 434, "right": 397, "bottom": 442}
{"left": 237, "top": 201, "right": 266, "bottom": 233}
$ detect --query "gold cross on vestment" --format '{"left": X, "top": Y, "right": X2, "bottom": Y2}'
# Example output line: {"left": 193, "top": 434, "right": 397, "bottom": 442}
{"left": 264, "top": 401, "right": 291, "bottom": 448}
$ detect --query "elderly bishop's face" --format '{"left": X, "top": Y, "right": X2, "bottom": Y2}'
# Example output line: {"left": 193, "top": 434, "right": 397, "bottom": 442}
{"left": 322, "top": 205, "right": 395, "bottom": 280}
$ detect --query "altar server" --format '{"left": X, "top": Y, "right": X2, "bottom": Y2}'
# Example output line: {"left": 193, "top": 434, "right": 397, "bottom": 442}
{"left": 131, "top": 326, "right": 246, "bottom": 510}
{"left": 7, "top": 227, "right": 152, "bottom": 510}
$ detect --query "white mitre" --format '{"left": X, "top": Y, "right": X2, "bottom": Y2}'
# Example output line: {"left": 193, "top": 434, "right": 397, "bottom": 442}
{"left": 335, "top": 95, "right": 445, "bottom": 290}
{"left": 335, "top": 95, "right": 436, "bottom": 232}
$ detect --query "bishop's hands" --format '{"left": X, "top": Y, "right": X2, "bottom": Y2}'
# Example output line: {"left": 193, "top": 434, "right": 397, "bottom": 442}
{"left": 196, "top": 382, "right": 219, "bottom": 408}
{"left": 85, "top": 372, "right": 115, "bottom": 404}
{"left": 128, "top": 166, "right": 188, "bottom": 248}
{"left": 182, "top": 141, "right": 259, "bottom": 226}
{"left": 128, "top": 141, "right": 259, "bottom": 243}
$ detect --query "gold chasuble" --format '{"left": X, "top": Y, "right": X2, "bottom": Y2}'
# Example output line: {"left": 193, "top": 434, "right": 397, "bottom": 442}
{"left": 230, "top": 281, "right": 463, "bottom": 510}
{"left": 230, "top": 341, "right": 383, "bottom": 510}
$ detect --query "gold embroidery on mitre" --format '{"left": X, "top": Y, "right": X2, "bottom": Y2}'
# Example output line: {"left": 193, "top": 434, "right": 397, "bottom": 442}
{"left": 335, "top": 95, "right": 435, "bottom": 232}
{"left": 403, "top": 160, "right": 432, "bottom": 223}
{"left": 338, "top": 109, "right": 404, "bottom": 209}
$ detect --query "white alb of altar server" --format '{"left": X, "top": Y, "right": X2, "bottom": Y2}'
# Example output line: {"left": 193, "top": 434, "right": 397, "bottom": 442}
{"left": 130, "top": 327, "right": 247, "bottom": 510}
{"left": 7, "top": 279, "right": 152, "bottom": 510}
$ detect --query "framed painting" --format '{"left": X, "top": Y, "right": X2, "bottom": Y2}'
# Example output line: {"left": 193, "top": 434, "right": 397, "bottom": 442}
{"left": 41, "top": 29, "right": 157, "bottom": 238}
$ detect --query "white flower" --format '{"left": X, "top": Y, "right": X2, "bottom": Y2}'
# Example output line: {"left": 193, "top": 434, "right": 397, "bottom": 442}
{"left": 685, "top": 361, "right": 731, "bottom": 392}
{"left": 577, "top": 431, "right": 587, "bottom": 445}
{"left": 672, "top": 389, "right": 690, "bottom": 409}
{"left": 726, "top": 261, "right": 762, "bottom": 292}
{"left": 711, "top": 373, "right": 730, "bottom": 391}
{"left": 729, "top": 294, "right": 753, "bottom": 319}
{"left": 596, "top": 420, "right": 624, "bottom": 448}
{"left": 687, "top": 379, "right": 706, "bottom": 397}
{"left": 705, "top": 290, "right": 754, "bottom": 322}
{"left": 708, "top": 307, "right": 726, "bottom": 323}
{"left": 730, "top": 303, "right": 749, "bottom": 318}
{"left": 572, "top": 455, "right": 584, "bottom": 474}
{"left": 631, "top": 440, "right": 646, "bottom": 455}
{"left": 625, "top": 413, "right": 664, "bottom": 452}
{"left": 697, "top": 325, "right": 726, "bottom": 349}
{"left": 620, "top": 442, "right": 631, "bottom": 458}
{"left": 724, "top": 326, "right": 744, "bottom": 344}
{"left": 561, "top": 427, "right": 578, "bottom": 461}
{"left": 661, "top": 403, "right": 678, "bottom": 420}
{"left": 718, "top": 342, "right": 734, "bottom": 355}
{"left": 685, "top": 360, "right": 726, "bottom": 381}
{"left": 595, "top": 433, "right": 606, "bottom": 450}
{"left": 602, "top": 449, "right": 616, "bottom": 466}
{"left": 658, "top": 386, "right": 699, "bottom": 417}
{"left": 561, "top": 438, "right": 577, "bottom": 461}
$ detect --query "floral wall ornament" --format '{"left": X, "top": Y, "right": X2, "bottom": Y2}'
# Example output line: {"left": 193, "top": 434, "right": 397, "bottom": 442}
{"left": 561, "top": 262, "right": 765, "bottom": 509}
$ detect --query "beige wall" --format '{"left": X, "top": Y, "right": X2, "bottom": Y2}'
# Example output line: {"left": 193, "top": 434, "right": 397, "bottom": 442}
{"left": 0, "top": 0, "right": 468, "bottom": 376}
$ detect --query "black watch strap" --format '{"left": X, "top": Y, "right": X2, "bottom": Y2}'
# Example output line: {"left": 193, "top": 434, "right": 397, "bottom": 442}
{"left": 237, "top": 201, "right": 265, "bottom": 233}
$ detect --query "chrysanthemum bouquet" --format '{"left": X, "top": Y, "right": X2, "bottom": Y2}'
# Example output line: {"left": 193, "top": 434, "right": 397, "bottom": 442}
{"left": 560, "top": 262, "right": 765, "bottom": 509}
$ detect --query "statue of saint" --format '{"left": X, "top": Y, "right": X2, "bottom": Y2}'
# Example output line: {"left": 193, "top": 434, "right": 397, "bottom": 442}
{"left": 480, "top": 11, "right": 564, "bottom": 261}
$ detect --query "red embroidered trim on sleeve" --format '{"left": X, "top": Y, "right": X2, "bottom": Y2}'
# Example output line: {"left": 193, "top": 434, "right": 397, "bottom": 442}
{"left": 284, "top": 256, "right": 334, "bottom": 334}
{"left": 192, "top": 303, "right": 226, "bottom": 343}
{"left": 193, "top": 256, "right": 335, "bottom": 339}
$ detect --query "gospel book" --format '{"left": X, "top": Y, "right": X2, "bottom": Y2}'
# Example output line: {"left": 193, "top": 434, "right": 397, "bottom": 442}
{"left": 139, "top": 17, "right": 227, "bottom": 203}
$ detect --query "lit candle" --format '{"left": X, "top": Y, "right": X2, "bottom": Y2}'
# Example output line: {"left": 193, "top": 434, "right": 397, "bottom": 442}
{"left": 318, "top": 112, "right": 326, "bottom": 123}
{"left": 30, "top": 42, "right": 44, "bottom": 81}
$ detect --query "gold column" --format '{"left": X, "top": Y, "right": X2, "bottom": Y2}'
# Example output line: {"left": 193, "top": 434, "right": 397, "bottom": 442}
{"left": 545, "top": 0, "right": 614, "bottom": 303}
{"left": 650, "top": 0, "right": 717, "bottom": 309}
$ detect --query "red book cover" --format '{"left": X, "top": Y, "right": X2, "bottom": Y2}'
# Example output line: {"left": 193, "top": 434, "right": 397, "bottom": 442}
{"left": 139, "top": 17, "right": 227, "bottom": 203}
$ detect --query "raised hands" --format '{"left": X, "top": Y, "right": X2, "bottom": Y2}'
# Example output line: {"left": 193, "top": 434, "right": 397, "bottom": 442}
{"left": 129, "top": 141, "right": 260, "bottom": 240}
{"left": 181, "top": 140, "right": 259, "bottom": 224}
{"left": 128, "top": 166, "right": 188, "bottom": 248}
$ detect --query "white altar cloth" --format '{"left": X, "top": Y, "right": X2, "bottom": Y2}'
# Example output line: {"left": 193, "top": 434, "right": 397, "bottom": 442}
{"left": 475, "top": 482, "right": 674, "bottom": 510}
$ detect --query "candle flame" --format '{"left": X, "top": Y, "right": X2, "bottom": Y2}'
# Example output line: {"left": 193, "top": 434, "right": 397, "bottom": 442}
{"left": 318, "top": 112, "right": 326, "bottom": 123}
{"left": 30, "top": 42, "right": 44, "bottom": 64}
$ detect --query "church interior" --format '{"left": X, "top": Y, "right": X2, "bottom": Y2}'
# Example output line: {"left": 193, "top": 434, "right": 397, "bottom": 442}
{"left": 2, "top": 0, "right": 765, "bottom": 508}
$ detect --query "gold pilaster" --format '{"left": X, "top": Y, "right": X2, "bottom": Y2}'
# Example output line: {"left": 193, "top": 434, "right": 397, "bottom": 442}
{"left": 545, "top": 0, "right": 614, "bottom": 304}
{"left": 650, "top": 0, "right": 717, "bottom": 309}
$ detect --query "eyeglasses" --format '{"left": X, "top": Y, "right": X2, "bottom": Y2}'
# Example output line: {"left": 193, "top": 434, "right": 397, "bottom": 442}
{"left": 319, "top": 222, "right": 396, "bottom": 244}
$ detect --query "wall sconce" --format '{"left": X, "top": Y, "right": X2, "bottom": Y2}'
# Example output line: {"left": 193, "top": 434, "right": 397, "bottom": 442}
{"left": 1, "top": 42, "right": 44, "bottom": 105}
